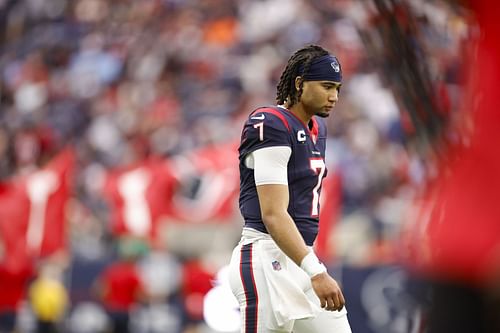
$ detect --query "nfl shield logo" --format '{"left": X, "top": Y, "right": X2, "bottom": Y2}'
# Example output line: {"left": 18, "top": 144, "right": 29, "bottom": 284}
{"left": 272, "top": 260, "right": 282, "bottom": 271}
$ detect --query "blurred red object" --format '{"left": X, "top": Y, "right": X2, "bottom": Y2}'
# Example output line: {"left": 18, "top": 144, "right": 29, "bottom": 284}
{"left": 103, "top": 157, "right": 177, "bottom": 241}
{"left": 0, "top": 149, "right": 74, "bottom": 263}
{"left": 181, "top": 260, "right": 215, "bottom": 321}
{"left": 315, "top": 170, "right": 342, "bottom": 262}
{"left": 98, "top": 260, "right": 144, "bottom": 312}
{"left": 0, "top": 255, "right": 33, "bottom": 313}
{"left": 403, "top": 0, "right": 500, "bottom": 286}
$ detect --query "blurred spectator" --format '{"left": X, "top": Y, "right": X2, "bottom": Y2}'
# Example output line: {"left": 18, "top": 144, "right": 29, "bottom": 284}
{"left": 93, "top": 237, "right": 148, "bottom": 333}
{"left": 137, "top": 248, "right": 181, "bottom": 303}
{"left": 0, "top": 259, "right": 33, "bottom": 333}
{"left": 0, "top": 191, "right": 35, "bottom": 333}
{"left": 180, "top": 257, "right": 216, "bottom": 333}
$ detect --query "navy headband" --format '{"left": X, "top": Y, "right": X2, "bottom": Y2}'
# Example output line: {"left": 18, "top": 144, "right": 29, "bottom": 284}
{"left": 298, "top": 55, "right": 342, "bottom": 82}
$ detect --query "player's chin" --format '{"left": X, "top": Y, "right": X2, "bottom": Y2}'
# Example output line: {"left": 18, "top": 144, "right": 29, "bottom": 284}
{"left": 316, "top": 111, "right": 330, "bottom": 118}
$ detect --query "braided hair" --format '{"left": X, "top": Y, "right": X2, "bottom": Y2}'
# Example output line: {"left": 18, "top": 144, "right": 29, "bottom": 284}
{"left": 276, "top": 45, "right": 330, "bottom": 107}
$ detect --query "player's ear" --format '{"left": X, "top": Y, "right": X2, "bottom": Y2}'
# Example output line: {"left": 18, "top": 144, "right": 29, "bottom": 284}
{"left": 295, "top": 76, "right": 303, "bottom": 91}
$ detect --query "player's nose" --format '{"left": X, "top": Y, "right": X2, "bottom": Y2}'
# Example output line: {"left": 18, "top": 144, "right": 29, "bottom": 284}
{"left": 328, "top": 90, "right": 338, "bottom": 103}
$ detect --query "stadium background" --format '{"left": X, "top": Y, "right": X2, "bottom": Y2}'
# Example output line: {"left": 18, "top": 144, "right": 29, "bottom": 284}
{"left": 0, "top": 0, "right": 472, "bottom": 332}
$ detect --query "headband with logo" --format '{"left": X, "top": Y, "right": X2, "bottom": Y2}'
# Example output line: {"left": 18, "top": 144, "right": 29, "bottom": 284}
{"left": 298, "top": 55, "right": 342, "bottom": 83}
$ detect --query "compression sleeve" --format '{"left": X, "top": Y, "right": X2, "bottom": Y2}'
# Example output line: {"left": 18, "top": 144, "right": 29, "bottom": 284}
{"left": 244, "top": 146, "right": 292, "bottom": 186}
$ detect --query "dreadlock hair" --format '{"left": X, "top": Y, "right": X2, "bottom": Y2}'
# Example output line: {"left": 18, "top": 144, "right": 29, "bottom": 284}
{"left": 276, "top": 45, "right": 330, "bottom": 107}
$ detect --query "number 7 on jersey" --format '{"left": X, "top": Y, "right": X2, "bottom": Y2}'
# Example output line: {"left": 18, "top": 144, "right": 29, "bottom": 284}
{"left": 309, "top": 158, "right": 326, "bottom": 217}
{"left": 253, "top": 122, "right": 264, "bottom": 141}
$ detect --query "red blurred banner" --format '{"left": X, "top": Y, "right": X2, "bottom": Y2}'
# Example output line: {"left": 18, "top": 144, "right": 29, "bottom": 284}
{"left": 103, "top": 141, "right": 240, "bottom": 240}
{"left": 0, "top": 149, "right": 75, "bottom": 266}
{"left": 168, "top": 141, "right": 239, "bottom": 223}
{"left": 103, "top": 157, "right": 177, "bottom": 240}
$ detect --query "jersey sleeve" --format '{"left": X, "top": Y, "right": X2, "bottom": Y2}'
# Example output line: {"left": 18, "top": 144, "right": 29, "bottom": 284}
{"left": 252, "top": 146, "right": 291, "bottom": 185}
{"left": 238, "top": 109, "right": 292, "bottom": 158}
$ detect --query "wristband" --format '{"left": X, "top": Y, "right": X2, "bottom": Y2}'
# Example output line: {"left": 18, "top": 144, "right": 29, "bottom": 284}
{"left": 300, "top": 251, "right": 327, "bottom": 278}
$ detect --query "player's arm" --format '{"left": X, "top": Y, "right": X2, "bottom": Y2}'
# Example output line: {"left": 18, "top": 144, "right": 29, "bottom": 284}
{"left": 248, "top": 147, "right": 310, "bottom": 265}
{"left": 257, "top": 183, "right": 310, "bottom": 266}
{"left": 252, "top": 147, "right": 345, "bottom": 311}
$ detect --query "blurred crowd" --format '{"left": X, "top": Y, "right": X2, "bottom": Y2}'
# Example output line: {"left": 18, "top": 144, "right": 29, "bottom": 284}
{"left": 0, "top": 0, "right": 471, "bottom": 332}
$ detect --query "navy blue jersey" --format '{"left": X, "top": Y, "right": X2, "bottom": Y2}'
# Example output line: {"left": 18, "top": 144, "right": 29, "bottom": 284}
{"left": 238, "top": 106, "right": 328, "bottom": 246}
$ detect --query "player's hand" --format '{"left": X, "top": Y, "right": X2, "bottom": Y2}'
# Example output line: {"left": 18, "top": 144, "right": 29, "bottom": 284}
{"left": 311, "top": 272, "right": 345, "bottom": 312}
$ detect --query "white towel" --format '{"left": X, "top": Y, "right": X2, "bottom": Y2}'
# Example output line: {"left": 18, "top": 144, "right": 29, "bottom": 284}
{"left": 257, "top": 239, "right": 322, "bottom": 330}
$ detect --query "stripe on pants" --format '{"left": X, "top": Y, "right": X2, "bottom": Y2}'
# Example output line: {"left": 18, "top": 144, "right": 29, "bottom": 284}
{"left": 240, "top": 243, "right": 258, "bottom": 333}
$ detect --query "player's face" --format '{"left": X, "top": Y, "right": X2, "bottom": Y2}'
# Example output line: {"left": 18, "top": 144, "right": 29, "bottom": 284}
{"left": 299, "top": 80, "right": 341, "bottom": 118}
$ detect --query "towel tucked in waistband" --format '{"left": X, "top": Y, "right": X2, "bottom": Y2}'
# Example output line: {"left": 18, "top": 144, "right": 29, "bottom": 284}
{"left": 239, "top": 228, "right": 322, "bottom": 329}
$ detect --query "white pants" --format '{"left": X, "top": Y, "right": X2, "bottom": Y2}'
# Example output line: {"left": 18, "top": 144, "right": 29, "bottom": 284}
{"left": 228, "top": 229, "right": 352, "bottom": 333}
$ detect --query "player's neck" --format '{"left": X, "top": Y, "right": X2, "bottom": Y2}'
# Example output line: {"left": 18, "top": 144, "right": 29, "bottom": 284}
{"left": 288, "top": 104, "right": 312, "bottom": 126}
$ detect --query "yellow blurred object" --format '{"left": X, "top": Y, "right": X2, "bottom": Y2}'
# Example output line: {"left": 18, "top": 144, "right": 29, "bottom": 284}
{"left": 30, "top": 277, "right": 68, "bottom": 322}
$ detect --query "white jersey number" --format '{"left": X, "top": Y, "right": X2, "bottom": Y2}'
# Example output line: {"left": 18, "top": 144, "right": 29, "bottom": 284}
{"left": 117, "top": 168, "right": 152, "bottom": 236}
{"left": 253, "top": 122, "right": 264, "bottom": 141}
{"left": 309, "top": 158, "right": 326, "bottom": 217}
{"left": 26, "top": 170, "right": 60, "bottom": 255}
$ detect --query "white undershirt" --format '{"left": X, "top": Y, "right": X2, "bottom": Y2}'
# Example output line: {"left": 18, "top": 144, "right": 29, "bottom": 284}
{"left": 244, "top": 146, "right": 292, "bottom": 185}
